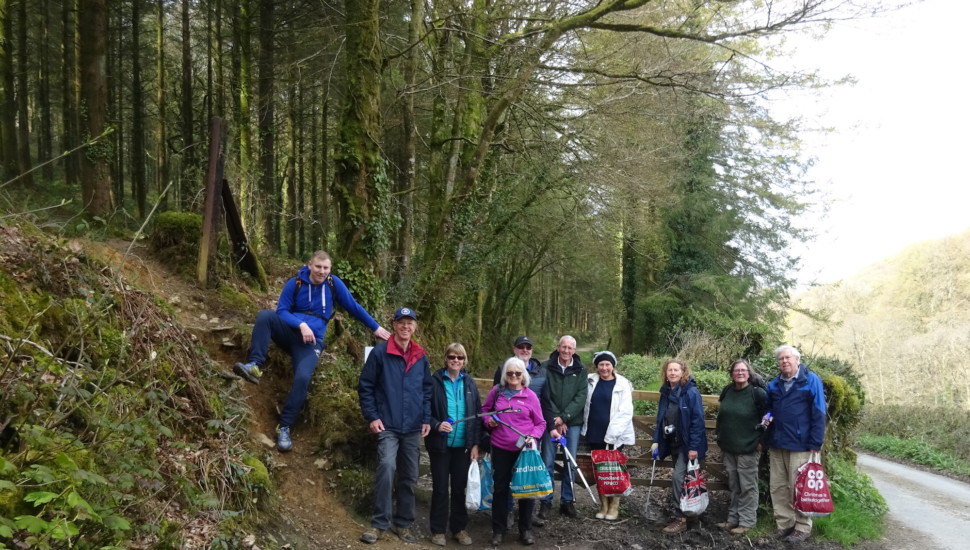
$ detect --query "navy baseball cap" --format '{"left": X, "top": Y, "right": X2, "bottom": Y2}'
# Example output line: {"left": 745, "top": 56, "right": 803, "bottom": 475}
{"left": 393, "top": 307, "right": 417, "bottom": 321}
{"left": 514, "top": 336, "right": 533, "bottom": 348}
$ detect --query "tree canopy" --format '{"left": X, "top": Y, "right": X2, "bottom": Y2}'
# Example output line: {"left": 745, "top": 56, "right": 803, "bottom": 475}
{"left": 0, "top": 0, "right": 886, "bottom": 360}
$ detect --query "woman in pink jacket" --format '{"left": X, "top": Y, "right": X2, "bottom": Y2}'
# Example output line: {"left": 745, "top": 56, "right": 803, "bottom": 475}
{"left": 482, "top": 357, "right": 547, "bottom": 546}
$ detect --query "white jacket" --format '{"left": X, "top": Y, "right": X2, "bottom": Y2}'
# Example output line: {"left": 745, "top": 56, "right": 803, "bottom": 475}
{"left": 582, "top": 372, "right": 636, "bottom": 446}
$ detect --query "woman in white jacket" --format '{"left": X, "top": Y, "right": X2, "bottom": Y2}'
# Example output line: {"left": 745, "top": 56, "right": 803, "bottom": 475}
{"left": 582, "top": 351, "right": 635, "bottom": 521}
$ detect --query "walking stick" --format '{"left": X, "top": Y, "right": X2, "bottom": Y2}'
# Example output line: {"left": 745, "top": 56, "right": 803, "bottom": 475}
{"left": 552, "top": 436, "right": 599, "bottom": 506}
{"left": 447, "top": 407, "right": 520, "bottom": 426}
{"left": 642, "top": 452, "right": 661, "bottom": 521}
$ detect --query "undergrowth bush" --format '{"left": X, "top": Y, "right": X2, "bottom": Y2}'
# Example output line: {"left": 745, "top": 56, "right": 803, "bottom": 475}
{"left": 857, "top": 403, "right": 970, "bottom": 464}
{"left": 148, "top": 211, "right": 201, "bottom": 269}
{"left": 616, "top": 354, "right": 661, "bottom": 416}
{"left": 0, "top": 226, "right": 257, "bottom": 549}
{"left": 306, "top": 354, "right": 378, "bottom": 513}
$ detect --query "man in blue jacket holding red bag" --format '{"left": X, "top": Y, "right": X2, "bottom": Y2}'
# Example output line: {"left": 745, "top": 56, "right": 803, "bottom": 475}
{"left": 764, "top": 345, "right": 827, "bottom": 543}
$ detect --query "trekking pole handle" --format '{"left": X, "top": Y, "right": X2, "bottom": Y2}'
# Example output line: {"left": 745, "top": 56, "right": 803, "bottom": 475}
{"left": 440, "top": 417, "right": 455, "bottom": 436}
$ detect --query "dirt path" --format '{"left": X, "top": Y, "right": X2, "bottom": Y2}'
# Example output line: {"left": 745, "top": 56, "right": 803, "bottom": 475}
{"left": 856, "top": 453, "right": 970, "bottom": 550}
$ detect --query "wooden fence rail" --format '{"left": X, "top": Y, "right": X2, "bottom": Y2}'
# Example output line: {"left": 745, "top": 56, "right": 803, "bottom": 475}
{"left": 469, "top": 378, "right": 729, "bottom": 491}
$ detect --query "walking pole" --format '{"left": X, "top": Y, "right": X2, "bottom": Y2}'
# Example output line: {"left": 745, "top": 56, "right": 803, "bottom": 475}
{"left": 448, "top": 407, "right": 520, "bottom": 425}
{"left": 552, "top": 437, "right": 599, "bottom": 506}
{"left": 642, "top": 451, "right": 660, "bottom": 521}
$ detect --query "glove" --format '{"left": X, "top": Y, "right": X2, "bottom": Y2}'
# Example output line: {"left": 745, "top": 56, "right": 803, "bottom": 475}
{"left": 650, "top": 442, "right": 659, "bottom": 460}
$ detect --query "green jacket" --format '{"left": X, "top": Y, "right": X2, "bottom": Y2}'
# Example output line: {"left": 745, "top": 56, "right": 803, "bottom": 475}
{"left": 540, "top": 352, "right": 588, "bottom": 429}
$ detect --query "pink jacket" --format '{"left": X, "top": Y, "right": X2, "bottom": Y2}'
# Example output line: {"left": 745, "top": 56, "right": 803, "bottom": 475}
{"left": 482, "top": 386, "right": 546, "bottom": 452}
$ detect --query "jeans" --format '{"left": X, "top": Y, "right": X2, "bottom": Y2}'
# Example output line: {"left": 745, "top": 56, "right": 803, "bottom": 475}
{"left": 724, "top": 451, "right": 761, "bottom": 527}
{"left": 371, "top": 430, "right": 421, "bottom": 530}
{"left": 246, "top": 309, "right": 324, "bottom": 427}
{"left": 428, "top": 446, "right": 471, "bottom": 535}
{"left": 540, "top": 424, "right": 580, "bottom": 503}
{"left": 491, "top": 446, "right": 535, "bottom": 535}
{"left": 769, "top": 448, "right": 813, "bottom": 532}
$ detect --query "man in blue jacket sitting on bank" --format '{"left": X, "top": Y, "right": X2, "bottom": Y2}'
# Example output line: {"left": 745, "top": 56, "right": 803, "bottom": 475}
{"left": 233, "top": 251, "right": 390, "bottom": 451}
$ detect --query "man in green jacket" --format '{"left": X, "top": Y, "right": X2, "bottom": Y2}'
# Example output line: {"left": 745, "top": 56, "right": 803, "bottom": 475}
{"left": 538, "top": 335, "right": 587, "bottom": 520}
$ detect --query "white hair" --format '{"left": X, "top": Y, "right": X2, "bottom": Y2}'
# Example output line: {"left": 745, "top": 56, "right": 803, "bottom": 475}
{"left": 774, "top": 345, "right": 801, "bottom": 361}
{"left": 499, "top": 357, "right": 531, "bottom": 388}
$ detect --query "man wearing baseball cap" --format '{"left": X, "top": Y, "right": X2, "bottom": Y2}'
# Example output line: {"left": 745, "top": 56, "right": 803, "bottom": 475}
{"left": 358, "top": 307, "right": 432, "bottom": 544}
{"left": 492, "top": 336, "right": 546, "bottom": 394}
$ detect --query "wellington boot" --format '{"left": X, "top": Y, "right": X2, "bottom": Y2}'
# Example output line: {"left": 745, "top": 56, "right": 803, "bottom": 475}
{"left": 605, "top": 497, "right": 620, "bottom": 521}
{"left": 595, "top": 496, "right": 610, "bottom": 519}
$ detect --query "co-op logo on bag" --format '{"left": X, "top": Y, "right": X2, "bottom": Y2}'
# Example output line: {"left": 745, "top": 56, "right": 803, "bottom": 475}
{"left": 806, "top": 469, "right": 826, "bottom": 491}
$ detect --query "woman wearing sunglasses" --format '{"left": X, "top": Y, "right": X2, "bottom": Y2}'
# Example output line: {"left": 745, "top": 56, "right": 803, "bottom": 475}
{"left": 482, "top": 357, "right": 546, "bottom": 546}
{"left": 426, "top": 343, "right": 482, "bottom": 546}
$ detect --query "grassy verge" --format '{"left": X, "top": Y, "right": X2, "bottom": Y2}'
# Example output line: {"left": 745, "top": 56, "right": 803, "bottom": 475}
{"left": 745, "top": 453, "right": 886, "bottom": 546}
{"left": 812, "top": 454, "right": 887, "bottom": 545}
{"left": 855, "top": 434, "right": 970, "bottom": 477}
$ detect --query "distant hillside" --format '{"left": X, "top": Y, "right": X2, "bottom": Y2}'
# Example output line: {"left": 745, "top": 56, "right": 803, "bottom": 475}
{"left": 788, "top": 228, "right": 970, "bottom": 410}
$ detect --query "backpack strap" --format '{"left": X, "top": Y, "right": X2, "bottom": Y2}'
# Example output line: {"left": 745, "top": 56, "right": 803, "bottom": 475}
{"left": 290, "top": 275, "right": 336, "bottom": 321}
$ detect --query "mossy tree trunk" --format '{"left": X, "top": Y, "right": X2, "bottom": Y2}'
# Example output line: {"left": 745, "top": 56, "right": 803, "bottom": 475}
{"left": 0, "top": 0, "right": 19, "bottom": 180}
{"left": 334, "top": 0, "right": 390, "bottom": 273}
{"left": 233, "top": 0, "right": 254, "bottom": 234}
{"left": 78, "top": 0, "right": 114, "bottom": 217}
{"left": 256, "top": 0, "right": 277, "bottom": 250}
{"left": 154, "top": 0, "right": 168, "bottom": 208}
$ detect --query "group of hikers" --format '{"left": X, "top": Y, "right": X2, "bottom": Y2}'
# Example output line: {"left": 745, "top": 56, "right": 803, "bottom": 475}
{"left": 231, "top": 251, "right": 828, "bottom": 546}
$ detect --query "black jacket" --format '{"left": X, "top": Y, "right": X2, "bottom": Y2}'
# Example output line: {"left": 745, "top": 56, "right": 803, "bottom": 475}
{"left": 425, "top": 367, "right": 483, "bottom": 453}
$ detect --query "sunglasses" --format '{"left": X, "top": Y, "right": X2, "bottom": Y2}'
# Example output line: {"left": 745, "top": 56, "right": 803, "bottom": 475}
{"left": 515, "top": 344, "right": 533, "bottom": 350}
{"left": 447, "top": 355, "right": 465, "bottom": 361}
{"left": 506, "top": 371, "right": 523, "bottom": 377}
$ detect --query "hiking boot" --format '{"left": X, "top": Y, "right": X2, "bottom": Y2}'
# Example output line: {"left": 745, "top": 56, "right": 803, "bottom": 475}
{"left": 453, "top": 530, "right": 473, "bottom": 546}
{"left": 490, "top": 532, "right": 503, "bottom": 546}
{"left": 785, "top": 529, "right": 811, "bottom": 543}
{"left": 559, "top": 501, "right": 578, "bottom": 518}
{"left": 730, "top": 526, "right": 751, "bottom": 535}
{"left": 360, "top": 528, "right": 384, "bottom": 544}
{"left": 715, "top": 522, "right": 737, "bottom": 531}
{"left": 392, "top": 526, "right": 418, "bottom": 543}
{"left": 233, "top": 362, "right": 262, "bottom": 384}
{"left": 662, "top": 517, "right": 687, "bottom": 534}
{"left": 519, "top": 529, "right": 535, "bottom": 545}
{"left": 431, "top": 533, "right": 446, "bottom": 546}
{"left": 536, "top": 501, "right": 551, "bottom": 525}
{"left": 276, "top": 426, "right": 293, "bottom": 452}
{"left": 772, "top": 526, "right": 795, "bottom": 539}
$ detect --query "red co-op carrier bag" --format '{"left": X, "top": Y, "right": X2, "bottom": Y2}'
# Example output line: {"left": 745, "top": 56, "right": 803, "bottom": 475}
{"left": 793, "top": 451, "right": 834, "bottom": 517}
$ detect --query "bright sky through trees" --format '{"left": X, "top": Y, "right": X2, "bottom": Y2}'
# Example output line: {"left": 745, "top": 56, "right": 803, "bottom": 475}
{"left": 782, "top": 0, "right": 970, "bottom": 286}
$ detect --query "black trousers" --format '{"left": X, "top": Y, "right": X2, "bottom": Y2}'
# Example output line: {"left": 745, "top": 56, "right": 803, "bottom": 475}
{"left": 491, "top": 446, "right": 535, "bottom": 535}
{"left": 428, "top": 446, "right": 471, "bottom": 535}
